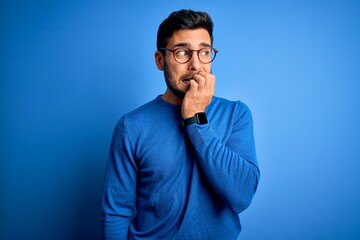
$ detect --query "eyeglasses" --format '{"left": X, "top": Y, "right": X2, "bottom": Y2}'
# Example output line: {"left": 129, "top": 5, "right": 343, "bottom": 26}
{"left": 160, "top": 47, "right": 218, "bottom": 64}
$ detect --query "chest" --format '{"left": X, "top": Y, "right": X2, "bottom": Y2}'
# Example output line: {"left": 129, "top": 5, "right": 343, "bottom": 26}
{"left": 133, "top": 122, "right": 194, "bottom": 183}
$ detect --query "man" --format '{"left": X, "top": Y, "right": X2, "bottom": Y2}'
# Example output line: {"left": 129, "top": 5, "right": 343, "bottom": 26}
{"left": 102, "top": 9, "right": 260, "bottom": 239}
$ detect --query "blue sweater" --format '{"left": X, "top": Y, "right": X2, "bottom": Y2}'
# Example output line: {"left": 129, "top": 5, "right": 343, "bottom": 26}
{"left": 102, "top": 95, "right": 260, "bottom": 239}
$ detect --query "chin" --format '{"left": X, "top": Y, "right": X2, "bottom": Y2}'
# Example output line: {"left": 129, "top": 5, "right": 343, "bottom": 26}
{"left": 170, "top": 88, "right": 186, "bottom": 99}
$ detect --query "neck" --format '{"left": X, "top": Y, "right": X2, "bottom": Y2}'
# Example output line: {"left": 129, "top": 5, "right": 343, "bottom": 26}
{"left": 161, "top": 88, "right": 183, "bottom": 106}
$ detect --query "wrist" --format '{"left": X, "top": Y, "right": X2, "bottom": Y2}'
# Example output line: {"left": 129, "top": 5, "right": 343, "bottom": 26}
{"left": 182, "top": 109, "right": 205, "bottom": 119}
{"left": 182, "top": 112, "right": 208, "bottom": 127}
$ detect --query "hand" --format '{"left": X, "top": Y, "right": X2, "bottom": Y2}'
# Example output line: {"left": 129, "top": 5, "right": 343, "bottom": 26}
{"left": 181, "top": 70, "right": 215, "bottom": 119}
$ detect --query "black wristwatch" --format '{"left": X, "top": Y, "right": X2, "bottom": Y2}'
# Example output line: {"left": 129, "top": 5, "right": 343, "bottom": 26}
{"left": 182, "top": 112, "right": 208, "bottom": 127}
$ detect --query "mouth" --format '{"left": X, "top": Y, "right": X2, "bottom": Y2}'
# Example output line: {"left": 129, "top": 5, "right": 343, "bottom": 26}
{"left": 182, "top": 78, "right": 192, "bottom": 84}
{"left": 181, "top": 71, "right": 202, "bottom": 84}
{"left": 182, "top": 74, "right": 195, "bottom": 84}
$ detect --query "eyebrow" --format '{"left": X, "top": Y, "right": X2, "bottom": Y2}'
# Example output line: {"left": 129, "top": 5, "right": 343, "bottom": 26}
{"left": 172, "top": 42, "right": 212, "bottom": 48}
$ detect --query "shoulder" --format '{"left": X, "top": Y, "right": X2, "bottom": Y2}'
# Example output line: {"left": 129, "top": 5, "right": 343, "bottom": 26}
{"left": 210, "top": 96, "right": 252, "bottom": 117}
{"left": 121, "top": 97, "right": 162, "bottom": 123}
{"left": 112, "top": 98, "right": 157, "bottom": 132}
{"left": 114, "top": 95, "right": 177, "bottom": 134}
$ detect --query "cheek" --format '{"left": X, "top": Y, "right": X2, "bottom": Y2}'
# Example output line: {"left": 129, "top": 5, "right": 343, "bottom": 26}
{"left": 169, "top": 66, "right": 185, "bottom": 79}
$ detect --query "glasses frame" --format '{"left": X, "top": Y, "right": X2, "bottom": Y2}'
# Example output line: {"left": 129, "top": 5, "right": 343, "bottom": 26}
{"left": 159, "top": 47, "right": 218, "bottom": 64}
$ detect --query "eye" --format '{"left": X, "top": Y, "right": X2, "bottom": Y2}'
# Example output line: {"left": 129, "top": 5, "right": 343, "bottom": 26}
{"left": 175, "top": 49, "right": 190, "bottom": 57}
{"left": 200, "top": 49, "right": 211, "bottom": 56}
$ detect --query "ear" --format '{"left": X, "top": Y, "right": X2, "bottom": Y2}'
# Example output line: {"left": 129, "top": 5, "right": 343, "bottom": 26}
{"left": 154, "top": 51, "right": 164, "bottom": 71}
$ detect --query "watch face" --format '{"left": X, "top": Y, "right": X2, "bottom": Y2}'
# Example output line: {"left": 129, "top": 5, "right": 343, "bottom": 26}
{"left": 197, "top": 112, "right": 208, "bottom": 124}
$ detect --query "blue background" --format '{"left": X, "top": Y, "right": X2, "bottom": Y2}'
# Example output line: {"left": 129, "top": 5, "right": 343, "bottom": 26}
{"left": 1, "top": 0, "right": 360, "bottom": 239}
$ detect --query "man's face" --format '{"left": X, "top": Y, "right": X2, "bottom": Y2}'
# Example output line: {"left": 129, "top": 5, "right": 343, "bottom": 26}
{"left": 162, "top": 28, "right": 212, "bottom": 99}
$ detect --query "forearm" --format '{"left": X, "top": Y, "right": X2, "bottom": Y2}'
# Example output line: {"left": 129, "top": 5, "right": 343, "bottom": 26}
{"left": 102, "top": 117, "right": 137, "bottom": 239}
{"left": 102, "top": 185, "right": 134, "bottom": 239}
{"left": 102, "top": 213, "right": 131, "bottom": 240}
{"left": 102, "top": 183, "right": 134, "bottom": 239}
{"left": 186, "top": 124, "right": 259, "bottom": 213}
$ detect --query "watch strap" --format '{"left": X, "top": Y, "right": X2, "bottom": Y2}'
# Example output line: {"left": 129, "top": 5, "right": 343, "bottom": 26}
{"left": 182, "top": 112, "right": 208, "bottom": 127}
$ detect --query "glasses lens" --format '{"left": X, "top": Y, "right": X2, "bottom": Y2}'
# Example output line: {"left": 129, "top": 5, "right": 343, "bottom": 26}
{"left": 174, "top": 48, "right": 191, "bottom": 63}
{"left": 199, "top": 48, "right": 215, "bottom": 63}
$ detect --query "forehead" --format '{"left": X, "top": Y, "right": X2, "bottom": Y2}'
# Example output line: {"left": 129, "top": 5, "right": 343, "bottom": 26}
{"left": 167, "top": 28, "right": 211, "bottom": 47}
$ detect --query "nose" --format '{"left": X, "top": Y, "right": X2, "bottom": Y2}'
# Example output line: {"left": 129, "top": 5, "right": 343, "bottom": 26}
{"left": 188, "top": 52, "right": 202, "bottom": 72}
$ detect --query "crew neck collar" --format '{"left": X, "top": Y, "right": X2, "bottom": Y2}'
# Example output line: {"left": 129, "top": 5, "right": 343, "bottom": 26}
{"left": 155, "top": 95, "right": 181, "bottom": 110}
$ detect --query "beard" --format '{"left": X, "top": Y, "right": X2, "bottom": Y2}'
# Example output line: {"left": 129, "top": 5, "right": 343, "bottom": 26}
{"left": 163, "top": 61, "right": 188, "bottom": 99}
{"left": 163, "top": 61, "right": 212, "bottom": 99}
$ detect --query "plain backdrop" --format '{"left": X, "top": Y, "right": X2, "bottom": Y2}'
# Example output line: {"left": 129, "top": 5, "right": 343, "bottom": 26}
{"left": 1, "top": 0, "right": 360, "bottom": 239}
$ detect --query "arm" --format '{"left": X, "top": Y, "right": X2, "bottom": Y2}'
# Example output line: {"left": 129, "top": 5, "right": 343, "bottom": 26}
{"left": 186, "top": 104, "right": 259, "bottom": 213}
{"left": 102, "top": 118, "right": 137, "bottom": 239}
{"left": 182, "top": 71, "right": 259, "bottom": 213}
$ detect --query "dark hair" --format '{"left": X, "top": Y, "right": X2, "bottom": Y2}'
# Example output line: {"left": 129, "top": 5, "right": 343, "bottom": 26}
{"left": 156, "top": 9, "right": 214, "bottom": 50}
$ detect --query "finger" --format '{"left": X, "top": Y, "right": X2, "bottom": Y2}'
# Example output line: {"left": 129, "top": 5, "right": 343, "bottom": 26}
{"left": 188, "top": 79, "right": 198, "bottom": 94}
{"left": 205, "top": 74, "right": 215, "bottom": 90}
{"left": 193, "top": 74, "right": 206, "bottom": 89}
{"left": 203, "top": 75, "right": 215, "bottom": 99}
{"left": 196, "top": 73, "right": 213, "bottom": 91}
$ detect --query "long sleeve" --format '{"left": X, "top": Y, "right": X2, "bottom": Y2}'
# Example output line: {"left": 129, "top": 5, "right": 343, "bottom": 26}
{"left": 102, "top": 118, "right": 137, "bottom": 239}
{"left": 186, "top": 102, "right": 260, "bottom": 214}
{"left": 102, "top": 96, "right": 259, "bottom": 239}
